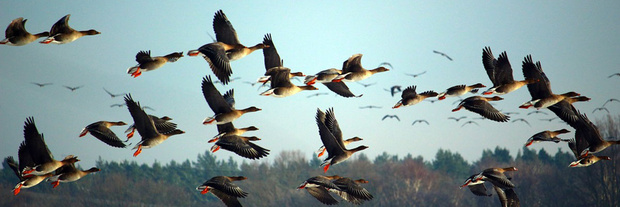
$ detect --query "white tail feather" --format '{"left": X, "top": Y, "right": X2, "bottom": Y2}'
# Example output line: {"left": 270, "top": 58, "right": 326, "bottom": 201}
{"left": 127, "top": 66, "right": 139, "bottom": 74}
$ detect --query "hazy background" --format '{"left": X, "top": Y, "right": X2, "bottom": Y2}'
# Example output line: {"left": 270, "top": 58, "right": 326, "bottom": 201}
{"left": 1, "top": 1, "right": 619, "bottom": 168}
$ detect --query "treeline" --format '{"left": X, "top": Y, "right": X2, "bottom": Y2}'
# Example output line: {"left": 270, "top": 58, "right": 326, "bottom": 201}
{"left": 0, "top": 115, "right": 618, "bottom": 207}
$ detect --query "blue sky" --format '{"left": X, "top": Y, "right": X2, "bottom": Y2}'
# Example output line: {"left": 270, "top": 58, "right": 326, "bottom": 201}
{"left": 1, "top": 1, "right": 619, "bottom": 168}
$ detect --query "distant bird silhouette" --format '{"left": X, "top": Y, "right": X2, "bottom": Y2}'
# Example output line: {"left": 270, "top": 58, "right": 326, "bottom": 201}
{"left": 382, "top": 115, "right": 400, "bottom": 121}
{"left": 607, "top": 73, "right": 620, "bottom": 78}
{"left": 461, "top": 121, "right": 479, "bottom": 127}
{"left": 602, "top": 98, "right": 619, "bottom": 107}
{"left": 214, "top": 77, "right": 241, "bottom": 84}
{"left": 110, "top": 103, "right": 126, "bottom": 108}
{"left": 433, "top": 50, "right": 453, "bottom": 61}
{"left": 31, "top": 82, "right": 53, "bottom": 87}
{"left": 592, "top": 107, "right": 609, "bottom": 114}
{"left": 503, "top": 112, "right": 520, "bottom": 116}
{"left": 103, "top": 88, "right": 126, "bottom": 98}
{"left": 426, "top": 99, "right": 438, "bottom": 104}
{"left": 540, "top": 117, "right": 558, "bottom": 122}
{"left": 448, "top": 116, "right": 467, "bottom": 122}
{"left": 359, "top": 105, "right": 382, "bottom": 109}
{"left": 307, "top": 93, "right": 329, "bottom": 98}
{"left": 378, "top": 62, "right": 393, "bottom": 69}
{"left": 452, "top": 98, "right": 464, "bottom": 105}
{"left": 527, "top": 111, "right": 548, "bottom": 116}
{"left": 356, "top": 82, "right": 376, "bottom": 87}
{"left": 404, "top": 71, "right": 427, "bottom": 78}
{"left": 142, "top": 106, "right": 155, "bottom": 111}
{"left": 63, "top": 85, "right": 83, "bottom": 91}
{"left": 242, "top": 81, "right": 257, "bottom": 86}
{"left": 387, "top": 85, "right": 402, "bottom": 97}
{"left": 411, "top": 120, "right": 429, "bottom": 126}
{"left": 511, "top": 118, "right": 531, "bottom": 126}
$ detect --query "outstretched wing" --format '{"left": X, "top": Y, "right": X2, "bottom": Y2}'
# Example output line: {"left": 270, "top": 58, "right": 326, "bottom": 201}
{"left": 23, "top": 117, "right": 54, "bottom": 164}
{"left": 213, "top": 10, "right": 240, "bottom": 45}
{"left": 201, "top": 76, "right": 233, "bottom": 114}
{"left": 49, "top": 14, "right": 72, "bottom": 36}
{"left": 198, "top": 43, "right": 232, "bottom": 85}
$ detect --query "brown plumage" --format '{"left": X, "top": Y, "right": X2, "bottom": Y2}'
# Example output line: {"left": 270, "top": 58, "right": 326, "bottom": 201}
{"left": 520, "top": 55, "right": 589, "bottom": 109}
{"left": 1, "top": 17, "right": 49, "bottom": 46}
{"left": 260, "top": 66, "right": 318, "bottom": 97}
{"left": 49, "top": 162, "right": 100, "bottom": 188}
{"left": 79, "top": 121, "right": 128, "bottom": 148}
{"left": 573, "top": 112, "right": 620, "bottom": 154}
{"left": 210, "top": 134, "right": 269, "bottom": 160}
{"left": 187, "top": 10, "right": 267, "bottom": 85}
{"left": 259, "top": 34, "right": 319, "bottom": 97}
{"left": 127, "top": 50, "right": 183, "bottom": 78}
{"left": 124, "top": 94, "right": 185, "bottom": 157}
{"left": 475, "top": 167, "right": 518, "bottom": 190}
{"left": 202, "top": 76, "right": 261, "bottom": 124}
{"left": 482, "top": 47, "right": 536, "bottom": 95}
{"left": 20, "top": 117, "right": 80, "bottom": 177}
{"left": 331, "top": 177, "right": 374, "bottom": 205}
{"left": 40, "top": 14, "right": 100, "bottom": 44}
{"left": 317, "top": 137, "right": 363, "bottom": 157}
{"left": 317, "top": 108, "right": 369, "bottom": 173}
{"left": 197, "top": 176, "right": 248, "bottom": 207}
{"left": 125, "top": 115, "right": 177, "bottom": 140}
{"left": 298, "top": 175, "right": 343, "bottom": 205}
{"left": 452, "top": 96, "right": 510, "bottom": 122}
{"left": 331, "top": 54, "right": 389, "bottom": 82}
{"left": 5, "top": 154, "right": 53, "bottom": 195}
{"left": 392, "top": 85, "right": 438, "bottom": 108}
{"left": 438, "top": 83, "right": 486, "bottom": 100}
{"left": 461, "top": 168, "right": 519, "bottom": 206}
{"left": 524, "top": 129, "right": 571, "bottom": 147}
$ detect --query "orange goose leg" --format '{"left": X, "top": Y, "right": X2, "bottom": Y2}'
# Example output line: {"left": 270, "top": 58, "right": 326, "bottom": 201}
{"left": 13, "top": 184, "right": 22, "bottom": 195}
{"left": 211, "top": 146, "right": 221, "bottom": 153}
{"left": 22, "top": 169, "right": 35, "bottom": 175}
{"left": 52, "top": 181, "right": 60, "bottom": 188}
{"left": 79, "top": 130, "right": 89, "bottom": 137}
{"left": 127, "top": 128, "right": 135, "bottom": 139}
{"left": 133, "top": 145, "right": 143, "bottom": 157}
{"left": 306, "top": 77, "right": 317, "bottom": 85}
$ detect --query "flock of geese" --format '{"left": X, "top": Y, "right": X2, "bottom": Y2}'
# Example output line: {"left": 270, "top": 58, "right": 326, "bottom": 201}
{"left": 2, "top": 9, "right": 618, "bottom": 207}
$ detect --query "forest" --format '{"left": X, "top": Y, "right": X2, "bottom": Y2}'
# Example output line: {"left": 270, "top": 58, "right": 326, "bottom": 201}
{"left": 1, "top": 115, "right": 618, "bottom": 207}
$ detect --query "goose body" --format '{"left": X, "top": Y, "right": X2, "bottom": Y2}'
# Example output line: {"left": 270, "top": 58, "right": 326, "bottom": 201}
{"left": 124, "top": 94, "right": 185, "bottom": 157}
{"left": 1, "top": 17, "right": 49, "bottom": 46}
{"left": 40, "top": 14, "right": 100, "bottom": 44}
{"left": 127, "top": 50, "right": 183, "bottom": 78}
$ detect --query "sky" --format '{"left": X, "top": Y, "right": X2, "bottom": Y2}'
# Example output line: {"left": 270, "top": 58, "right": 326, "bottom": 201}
{"left": 1, "top": 1, "right": 619, "bottom": 169}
